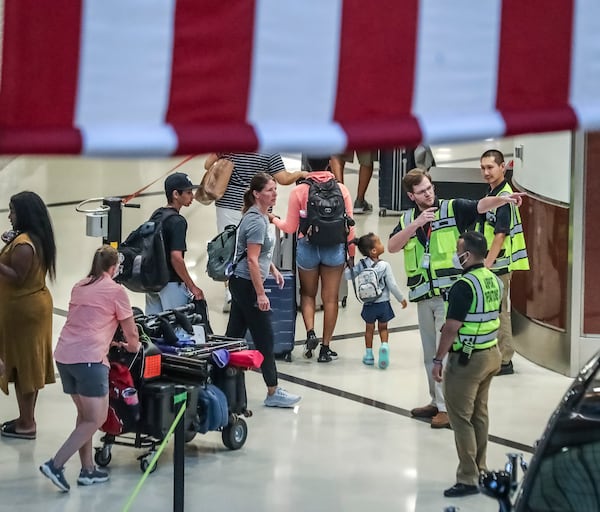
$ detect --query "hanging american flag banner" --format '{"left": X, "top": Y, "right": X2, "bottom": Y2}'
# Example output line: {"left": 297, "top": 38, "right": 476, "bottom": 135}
{"left": 0, "top": 0, "right": 598, "bottom": 156}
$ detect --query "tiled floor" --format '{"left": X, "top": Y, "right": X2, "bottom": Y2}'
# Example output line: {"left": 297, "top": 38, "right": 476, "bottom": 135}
{"left": 0, "top": 144, "right": 572, "bottom": 512}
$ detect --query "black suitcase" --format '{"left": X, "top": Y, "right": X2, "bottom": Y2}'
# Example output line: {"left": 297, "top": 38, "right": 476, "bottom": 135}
{"left": 139, "top": 380, "right": 199, "bottom": 440}
{"left": 211, "top": 365, "right": 248, "bottom": 415}
{"left": 378, "top": 148, "right": 416, "bottom": 216}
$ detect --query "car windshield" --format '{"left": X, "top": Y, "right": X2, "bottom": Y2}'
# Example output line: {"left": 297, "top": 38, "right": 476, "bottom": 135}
{"left": 518, "top": 367, "right": 600, "bottom": 511}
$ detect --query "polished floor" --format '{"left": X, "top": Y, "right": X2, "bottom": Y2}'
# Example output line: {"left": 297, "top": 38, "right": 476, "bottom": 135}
{"left": 0, "top": 144, "right": 572, "bottom": 512}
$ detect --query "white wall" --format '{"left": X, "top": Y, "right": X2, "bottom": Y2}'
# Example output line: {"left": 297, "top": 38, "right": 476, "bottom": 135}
{"left": 512, "top": 132, "right": 571, "bottom": 204}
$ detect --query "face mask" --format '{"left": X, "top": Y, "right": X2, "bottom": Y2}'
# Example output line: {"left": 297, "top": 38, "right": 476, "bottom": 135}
{"left": 452, "top": 251, "right": 469, "bottom": 269}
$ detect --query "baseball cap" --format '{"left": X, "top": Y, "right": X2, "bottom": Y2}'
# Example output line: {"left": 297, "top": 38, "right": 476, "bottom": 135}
{"left": 165, "top": 172, "right": 198, "bottom": 196}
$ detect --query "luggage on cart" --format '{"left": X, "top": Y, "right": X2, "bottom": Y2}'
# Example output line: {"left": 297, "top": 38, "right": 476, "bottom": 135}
{"left": 245, "top": 271, "right": 296, "bottom": 362}
{"left": 139, "top": 380, "right": 200, "bottom": 441}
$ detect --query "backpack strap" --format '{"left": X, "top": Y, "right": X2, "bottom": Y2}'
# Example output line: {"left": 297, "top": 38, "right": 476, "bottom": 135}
{"left": 230, "top": 210, "right": 266, "bottom": 275}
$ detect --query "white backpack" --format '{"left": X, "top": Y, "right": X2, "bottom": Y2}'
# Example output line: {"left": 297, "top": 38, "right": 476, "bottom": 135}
{"left": 352, "top": 259, "right": 384, "bottom": 303}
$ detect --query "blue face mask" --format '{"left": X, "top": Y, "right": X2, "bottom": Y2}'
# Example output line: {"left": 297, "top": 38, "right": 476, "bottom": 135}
{"left": 452, "top": 251, "right": 469, "bottom": 269}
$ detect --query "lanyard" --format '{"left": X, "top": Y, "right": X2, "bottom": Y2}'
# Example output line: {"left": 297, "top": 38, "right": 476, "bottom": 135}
{"left": 421, "top": 223, "right": 432, "bottom": 253}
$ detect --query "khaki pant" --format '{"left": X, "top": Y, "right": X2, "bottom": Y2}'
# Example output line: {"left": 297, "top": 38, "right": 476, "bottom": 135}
{"left": 417, "top": 296, "right": 447, "bottom": 412}
{"left": 444, "top": 346, "right": 502, "bottom": 485}
{"left": 498, "top": 272, "right": 514, "bottom": 364}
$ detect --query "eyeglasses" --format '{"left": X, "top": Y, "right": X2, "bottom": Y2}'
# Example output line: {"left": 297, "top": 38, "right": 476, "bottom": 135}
{"left": 412, "top": 184, "right": 434, "bottom": 196}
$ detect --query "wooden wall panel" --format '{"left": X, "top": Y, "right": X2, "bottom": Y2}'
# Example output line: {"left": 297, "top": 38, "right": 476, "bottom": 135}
{"left": 584, "top": 132, "right": 600, "bottom": 334}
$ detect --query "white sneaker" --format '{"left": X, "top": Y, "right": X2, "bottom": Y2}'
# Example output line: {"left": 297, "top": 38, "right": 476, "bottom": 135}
{"left": 264, "top": 387, "right": 301, "bottom": 408}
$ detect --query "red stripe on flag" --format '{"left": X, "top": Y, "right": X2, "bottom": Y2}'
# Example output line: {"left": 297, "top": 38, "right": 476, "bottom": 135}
{"left": 496, "top": 0, "right": 578, "bottom": 134}
{"left": 172, "top": 123, "right": 258, "bottom": 154}
{"left": 167, "top": 0, "right": 258, "bottom": 151}
{"left": 334, "top": 0, "right": 422, "bottom": 149}
{"left": 0, "top": 0, "right": 82, "bottom": 135}
{"left": 0, "top": 128, "right": 81, "bottom": 154}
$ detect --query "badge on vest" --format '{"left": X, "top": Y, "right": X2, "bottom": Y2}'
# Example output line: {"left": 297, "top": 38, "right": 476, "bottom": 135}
{"left": 421, "top": 253, "right": 430, "bottom": 269}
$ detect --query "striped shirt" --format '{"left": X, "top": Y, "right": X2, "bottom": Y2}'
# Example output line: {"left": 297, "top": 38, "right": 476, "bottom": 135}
{"left": 215, "top": 152, "right": 285, "bottom": 211}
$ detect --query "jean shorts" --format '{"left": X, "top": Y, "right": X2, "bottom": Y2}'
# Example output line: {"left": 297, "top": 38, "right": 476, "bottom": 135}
{"left": 296, "top": 237, "right": 346, "bottom": 270}
{"left": 361, "top": 301, "right": 395, "bottom": 324}
{"left": 57, "top": 362, "right": 109, "bottom": 397}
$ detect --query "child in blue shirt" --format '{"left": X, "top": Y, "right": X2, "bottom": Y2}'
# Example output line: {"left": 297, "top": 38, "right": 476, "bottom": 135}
{"left": 345, "top": 233, "right": 407, "bottom": 369}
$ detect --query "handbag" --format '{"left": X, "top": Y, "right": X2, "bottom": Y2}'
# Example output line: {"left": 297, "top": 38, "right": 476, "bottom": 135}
{"left": 195, "top": 158, "right": 234, "bottom": 205}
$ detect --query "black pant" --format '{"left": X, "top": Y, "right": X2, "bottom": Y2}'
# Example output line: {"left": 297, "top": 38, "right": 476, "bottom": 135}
{"left": 225, "top": 276, "right": 277, "bottom": 388}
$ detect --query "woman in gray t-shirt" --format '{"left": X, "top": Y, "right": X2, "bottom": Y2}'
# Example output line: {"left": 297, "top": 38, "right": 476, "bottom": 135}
{"left": 225, "top": 173, "right": 301, "bottom": 408}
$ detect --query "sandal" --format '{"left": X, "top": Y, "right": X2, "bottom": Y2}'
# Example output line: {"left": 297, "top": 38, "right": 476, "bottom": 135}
{"left": 2, "top": 419, "right": 17, "bottom": 428}
{"left": 1, "top": 422, "right": 36, "bottom": 440}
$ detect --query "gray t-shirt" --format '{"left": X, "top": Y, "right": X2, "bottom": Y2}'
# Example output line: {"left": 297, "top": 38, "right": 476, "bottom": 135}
{"left": 233, "top": 206, "right": 274, "bottom": 281}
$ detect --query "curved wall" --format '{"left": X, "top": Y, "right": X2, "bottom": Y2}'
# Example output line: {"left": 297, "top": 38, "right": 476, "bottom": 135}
{"left": 511, "top": 132, "right": 572, "bottom": 374}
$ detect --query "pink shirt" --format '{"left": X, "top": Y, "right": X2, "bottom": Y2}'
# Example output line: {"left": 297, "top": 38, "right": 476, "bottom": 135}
{"left": 54, "top": 273, "right": 133, "bottom": 366}
{"left": 272, "top": 171, "right": 356, "bottom": 257}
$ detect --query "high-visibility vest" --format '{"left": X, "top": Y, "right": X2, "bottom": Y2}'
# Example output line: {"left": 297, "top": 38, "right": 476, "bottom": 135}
{"left": 451, "top": 266, "right": 501, "bottom": 352}
{"left": 475, "top": 181, "right": 530, "bottom": 273}
{"left": 399, "top": 200, "right": 462, "bottom": 302}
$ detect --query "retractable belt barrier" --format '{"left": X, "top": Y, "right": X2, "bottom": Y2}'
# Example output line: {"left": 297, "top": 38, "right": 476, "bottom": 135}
{"left": 123, "top": 391, "right": 188, "bottom": 512}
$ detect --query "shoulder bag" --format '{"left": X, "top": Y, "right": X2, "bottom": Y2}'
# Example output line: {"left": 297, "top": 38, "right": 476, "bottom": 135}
{"left": 195, "top": 158, "right": 234, "bottom": 205}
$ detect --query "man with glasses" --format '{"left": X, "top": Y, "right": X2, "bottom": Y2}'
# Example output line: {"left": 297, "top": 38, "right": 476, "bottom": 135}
{"left": 388, "top": 169, "right": 523, "bottom": 429}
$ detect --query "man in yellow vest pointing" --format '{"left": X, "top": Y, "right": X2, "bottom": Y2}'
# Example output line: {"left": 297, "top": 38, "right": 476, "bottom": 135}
{"left": 432, "top": 231, "right": 503, "bottom": 498}
{"left": 477, "top": 150, "right": 529, "bottom": 375}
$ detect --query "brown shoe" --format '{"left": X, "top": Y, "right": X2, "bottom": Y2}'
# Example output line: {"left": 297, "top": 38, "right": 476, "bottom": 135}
{"left": 431, "top": 411, "right": 450, "bottom": 429}
{"left": 410, "top": 404, "right": 438, "bottom": 418}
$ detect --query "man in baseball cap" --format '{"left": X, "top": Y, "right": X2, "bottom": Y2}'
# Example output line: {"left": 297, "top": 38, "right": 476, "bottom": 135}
{"left": 145, "top": 172, "right": 204, "bottom": 315}
{"left": 164, "top": 172, "right": 198, "bottom": 196}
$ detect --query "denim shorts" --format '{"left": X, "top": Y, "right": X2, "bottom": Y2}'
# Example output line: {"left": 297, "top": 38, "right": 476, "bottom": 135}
{"left": 361, "top": 301, "right": 395, "bottom": 324}
{"left": 296, "top": 237, "right": 346, "bottom": 270}
{"left": 57, "top": 362, "right": 109, "bottom": 397}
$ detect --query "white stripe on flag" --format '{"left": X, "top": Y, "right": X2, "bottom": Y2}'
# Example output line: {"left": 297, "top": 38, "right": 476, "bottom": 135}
{"left": 248, "top": 0, "right": 347, "bottom": 153}
{"left": 570, "top": 0, "right": 600, "bottom": 130}
{"left": 75, "top": 0, "right": 177, "bottom": 155}
{"left": 412, "top": 0, "right": 505, "bottom": 142}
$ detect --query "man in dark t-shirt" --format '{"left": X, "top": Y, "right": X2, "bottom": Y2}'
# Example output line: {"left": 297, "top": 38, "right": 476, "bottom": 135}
{"left": 145, "top": 172, "right": 205, "bottom": 315}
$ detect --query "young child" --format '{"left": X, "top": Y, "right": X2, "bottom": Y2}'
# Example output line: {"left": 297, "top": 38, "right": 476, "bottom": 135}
{"left": 345, "top": 233, "right": 407, "bottom": 369}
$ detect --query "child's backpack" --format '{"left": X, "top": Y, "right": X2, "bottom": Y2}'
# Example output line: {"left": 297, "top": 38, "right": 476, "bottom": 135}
{"left": 101, "top": 361, "right": 140, "bottom": 435}
{"left": 300, "top": 177, "right": 348, "bottom": 246}
{"left": 351, "top": 259, "right": 384, "bottom": 303}
{"left": 206, "top": 223, "right": 242, "bottom": 282}
{"left": 115, "top": 208, "right": 178, "bottom": 293}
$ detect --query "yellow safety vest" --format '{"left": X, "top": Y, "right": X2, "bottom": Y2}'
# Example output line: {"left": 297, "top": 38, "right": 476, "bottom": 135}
{"left": 452, "top": 266, "right": 501, "bottom": 352}
{"left": 475, "top": 181, "right": 530, "bottom": 273}
{"left": 399, "top": 200, "right": 462, "bottom": 302}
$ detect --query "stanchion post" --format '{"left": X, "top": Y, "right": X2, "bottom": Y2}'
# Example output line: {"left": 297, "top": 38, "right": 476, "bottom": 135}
{"left": 173, "top": 391, "right": 187, "bottom": 512}
{"left": 103, "top": 196, "right": 123, "bottom": 247}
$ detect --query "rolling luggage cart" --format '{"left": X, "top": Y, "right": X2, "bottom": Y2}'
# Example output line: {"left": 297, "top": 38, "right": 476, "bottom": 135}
{"left": 94, "top": 312, "right": 251, "bottom": 473}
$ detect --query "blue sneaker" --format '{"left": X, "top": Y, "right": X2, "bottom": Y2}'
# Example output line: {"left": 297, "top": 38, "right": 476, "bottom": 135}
{"left": 362, "top": 350, "right": 375, "bottom": 366}
{"left": 378, "top": 343, "right": 390, "bottom": 369}
{"left": 40, "top": 459, "right": 70, "bottom": 492}
{"left": 77, "top": 467, "right": 109, "bottom": 486}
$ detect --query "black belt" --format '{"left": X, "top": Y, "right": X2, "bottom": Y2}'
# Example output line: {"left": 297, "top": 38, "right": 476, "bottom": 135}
{"left": 450, "top": 346, "right": 495, "bottom": 354}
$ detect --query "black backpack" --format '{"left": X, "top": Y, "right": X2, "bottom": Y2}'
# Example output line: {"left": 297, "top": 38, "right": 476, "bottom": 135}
{"left": 300, "top": 177, "right": 348, "bottom": 246}
{"left": 115, "top": 208, "right": 178, "bottom": 293}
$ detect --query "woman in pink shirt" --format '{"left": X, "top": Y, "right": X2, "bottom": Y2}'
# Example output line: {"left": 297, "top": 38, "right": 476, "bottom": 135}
{"left": 40, "top": 246, "right": 140, "bottom": 492}
{"left": 269, "top": 156, "right": 355, "bottom": 363}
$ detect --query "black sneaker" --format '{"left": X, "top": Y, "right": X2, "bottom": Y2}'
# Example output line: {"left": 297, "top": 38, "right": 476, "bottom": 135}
{"left": 303, "top": 330, "right": 319, "bottom": 359}
{"left": 497, "top": 360, "right": 514, "bottom": 376}
{"left": 317, "top": 345, "right": 336, "bottom": 363}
